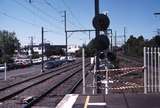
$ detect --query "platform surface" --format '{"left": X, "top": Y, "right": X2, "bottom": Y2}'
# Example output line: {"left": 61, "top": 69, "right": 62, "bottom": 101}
{"left": 56, "top": 93, "right": 160, "bottom": 108}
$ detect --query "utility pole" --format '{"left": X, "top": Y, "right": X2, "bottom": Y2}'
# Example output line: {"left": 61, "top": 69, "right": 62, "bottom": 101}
{"left": 30, "top": 36, "right": 33, "bottom": 65}
{"left": 95, "top": 0, "right": 100, "bottom": 70}
{"left": 115, "top": 31, "right": 117, "bottom": 51}
{"left": 114, "top": 31, "right": 117, "bottom": 54}
{"left": 110, "top": 30, "right": 113, "bottom": 51}
{"left": 95, "top": 0, "right": 100, "bottom": 38}
{"left": 124, "top": 27, "right": 126, "bottom": 54}
{"left": 64, "top": 11, "right": 68, "bottom": 60}
{"left": 41, "top": 27, "right": 44, "bottom": 72}
{"left": 95, "top": 0, "right": 101, "bottom": 94}
{"left": 124, "top": 27, "right": 126, "bottom": 44}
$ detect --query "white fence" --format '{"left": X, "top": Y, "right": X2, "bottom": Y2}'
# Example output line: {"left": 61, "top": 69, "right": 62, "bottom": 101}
{"left": 144, "top": 47, "right": 160, "bottom": 93}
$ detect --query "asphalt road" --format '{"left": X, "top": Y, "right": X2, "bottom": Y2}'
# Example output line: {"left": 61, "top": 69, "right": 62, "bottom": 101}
{"left": 0, "top": 64, "right": 41, "bottom": 80}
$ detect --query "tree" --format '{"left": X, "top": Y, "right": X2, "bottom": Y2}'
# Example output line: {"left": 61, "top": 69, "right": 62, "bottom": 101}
{"left": 125, "top": 35, "right": 145, "bottom": 57}
{"left": 0, "top": 30, "right": 20, "bottom": 63}
{"left": 147, "top": 35, "right": 160, "bottom": 47}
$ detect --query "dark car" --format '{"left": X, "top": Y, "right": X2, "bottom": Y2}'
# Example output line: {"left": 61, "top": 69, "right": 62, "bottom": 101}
{"left": 44, "top": 61, "right": 59, "bottom": 69}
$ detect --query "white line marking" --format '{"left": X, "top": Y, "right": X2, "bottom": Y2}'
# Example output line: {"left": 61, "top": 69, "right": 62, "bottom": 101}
{"left": 88, "top": 102, "right": 107, "bottom": 106}
{"left": 56, "top": 94, "right": 79, "bottom": 108}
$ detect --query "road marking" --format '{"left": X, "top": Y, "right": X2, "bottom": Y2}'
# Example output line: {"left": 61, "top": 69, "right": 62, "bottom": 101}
{"left": 88, "top": 102, "right": 106, "bottom": 106}
{"left": 56, "top": 94, "right": 79, "bottom": 108}
{"left": 84, "top": 96, "right": 90, "bottom": 108}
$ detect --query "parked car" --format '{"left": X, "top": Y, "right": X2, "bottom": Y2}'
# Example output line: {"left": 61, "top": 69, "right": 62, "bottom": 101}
{"left": 44, "top": 60, "right": 66, "bottom": 69}
{"left": 44, "top": 61, "right": 57, "bottom": 69}
{"left": 32, "top": 58, "right": 42, "bottom": 64}
{"left": 0, "top": 64, "right": 5, "bottom": 72}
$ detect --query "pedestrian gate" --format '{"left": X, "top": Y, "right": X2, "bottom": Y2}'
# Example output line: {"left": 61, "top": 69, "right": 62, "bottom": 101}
{"left": 144, "top": 47, "right": 160, "bottom": 93}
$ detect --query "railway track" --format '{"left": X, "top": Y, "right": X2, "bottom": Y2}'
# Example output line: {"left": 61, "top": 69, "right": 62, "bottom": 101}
{"left": 117, "top": 55, "right": 143, "bottom": 67}
{"left": 26, "top": 65, "right": 91, "bottom": 108}
{"left": 0, "top": 59, "right": 82, "bottom": 91}
{"left": 0, "top": 60, "right": 90, "bottom": 108}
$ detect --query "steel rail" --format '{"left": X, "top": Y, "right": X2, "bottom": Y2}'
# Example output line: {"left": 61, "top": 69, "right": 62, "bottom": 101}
{"left": 0, "top": 61, "right": 81, "bottom": 91}
{"left": 0, "top": 61, "right": 87, "bottom": 102}
{"left": 23, "top": 63, "right": 90, "bottom": 108}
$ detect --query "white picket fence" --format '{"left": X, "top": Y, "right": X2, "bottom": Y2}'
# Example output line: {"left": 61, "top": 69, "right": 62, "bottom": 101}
{"left": 144, "top": 47, "right": 160, "bottom": 93}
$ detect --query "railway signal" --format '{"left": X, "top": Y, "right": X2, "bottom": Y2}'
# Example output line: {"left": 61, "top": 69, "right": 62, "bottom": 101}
{"left": 92, "top": 14, "right": 110, "bottom": 31}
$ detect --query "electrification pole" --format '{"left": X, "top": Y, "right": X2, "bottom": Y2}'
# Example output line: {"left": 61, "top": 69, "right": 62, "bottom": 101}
{"left": 111, "top": 30, "right": 113, "bottom": 51}
{"left": 95, "top": 0, "right": 100, "bottom": 70}
{"left": 115, "top": 31, "right": 117, "bottom": 48}
{"left": 30, "top": 36, "right": 33, "bottom": 65}
{"left": 124, "top": 27, "right": 126, "bottom": 54}
{"left": 95, "top": 0, "right": 100, "bottom": 38}
{"left": 124, "top": 27, "right": 126, "bottom": 44}
{"left": 41, "top": 27, "right": 44, "bottom": 72}
{"left": 64, "top": 11, "right": 68, "bottom": 60}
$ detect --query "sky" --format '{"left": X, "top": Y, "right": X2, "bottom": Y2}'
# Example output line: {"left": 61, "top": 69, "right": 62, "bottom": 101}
{"left": 0, "top": 0, "right": 160, "bottom": 46}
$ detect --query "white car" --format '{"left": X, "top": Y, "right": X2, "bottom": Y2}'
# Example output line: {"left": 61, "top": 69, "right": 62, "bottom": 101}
{"left": 0, "top": 64, "right": 5, "bottom": 71}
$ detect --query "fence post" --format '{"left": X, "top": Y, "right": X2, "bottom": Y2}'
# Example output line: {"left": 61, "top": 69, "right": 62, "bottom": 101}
{"left": 82, "top": 48, "right": 86, "bottom": 95}
{"left": 144, "top": 47, "right": 147, "bottom": 94}
{"left": 154, "top": 47, "right": 157, "bottom": 92}
{"left": 158, "top": 48, "right": 160, "bottom": 92}
{"left": 92, "top": 56, "right": 97, "bottom": 95}
{"left": 147, "top": 47, "right": 150, "bottom": 92}
{"left": 4, "top": 62, "right": 7, "bottom": 81}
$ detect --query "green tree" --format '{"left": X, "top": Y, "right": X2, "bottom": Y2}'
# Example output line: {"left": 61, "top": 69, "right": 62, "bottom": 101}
{"left": 75, "top": 35, "right": 110, "bottom": 57}
{"left": 0, "top": 30, "right": 20, "bottom": 63}
{"left": 125, "top": 35, "right": 145, "bottom": 57}
{"left": 146, "top": 35, "right": 160, "bottom": 47}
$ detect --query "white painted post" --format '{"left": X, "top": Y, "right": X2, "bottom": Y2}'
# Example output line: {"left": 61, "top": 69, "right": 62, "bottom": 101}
{"left": 4, "top": 62, "right": 7, "bottom": 81}
{"left": 147, "top": 47, "right": 150, "bottom": 92}
{"left": 154, "top": 47, "right": 157, "bottom": 92}
{"left": 158, "top": 48, "right": 160, "bottom": 92}
{"left": 151, "top": 47, "right": 154, "bottom": 92}
{"left": 105, "top": 66, "right": 109, "bottom": 94}
{"left": 144, "top": 47, "right": 147, "bottom": 94}
{"left": 92, "top": 56, "right": 96, "bottom": 95}
{"left": 82, "top": 48, "right": 86, "bottom": 95}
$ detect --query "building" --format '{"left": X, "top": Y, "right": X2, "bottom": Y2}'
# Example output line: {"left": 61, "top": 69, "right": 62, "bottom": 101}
{"left": 67, "top": 45, "right": 80, "bottom": 54}
{"left": 21, "top": 43, "right": 66, "bottom": 56}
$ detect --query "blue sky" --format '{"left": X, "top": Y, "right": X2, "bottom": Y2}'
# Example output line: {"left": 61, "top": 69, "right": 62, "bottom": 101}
{"left": 0, "top": 0, "right": 160, "bottom": 46}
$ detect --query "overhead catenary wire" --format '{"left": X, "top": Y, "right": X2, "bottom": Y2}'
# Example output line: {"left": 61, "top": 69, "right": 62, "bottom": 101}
{"left": 29, "top": 3, "right": 61, "bottom": 24}
{"left": 14, "top": 0, "right": 62, "bottom": 30}
{"left": 44, "top": 0, "right": 61, "bottom": 15}
{"left": 0, "top": 10, "right": 39, "bottom": 28}
{"left": 61, "top": 0, "right": 87, "bottom": 30}
{"left": 0, "top": 9, "right": 63, "bottom": 36}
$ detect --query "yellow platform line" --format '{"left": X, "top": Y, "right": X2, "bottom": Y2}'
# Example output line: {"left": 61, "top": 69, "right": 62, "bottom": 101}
{"left": 84, "top": 96, "right": 90, "bottom": 108}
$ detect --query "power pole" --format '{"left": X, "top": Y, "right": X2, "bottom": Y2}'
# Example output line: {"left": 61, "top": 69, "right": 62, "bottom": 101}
{"left": 95, "top": 0, "right": 100, "bottom": 38}
{"left": 124, "top": 27, "right": 126, "bottom": 54}
{"left": 95, "top": 0, "right": 101, "bottom": 94}
{"left": 30, "top": 36, "right": 33, "bottom": 65}
{"left": 41, "top": 27, "right": 44, "bottom": 72}
{"left": 95, "top": 0, "right": 100, "bottom": 70}
{"left": 110, "top": 30, "right": 113, "bottom": 51}
{"left": 115, "top": 31, "right": 117, "bottom": 48}
{"left": 64, "top": 11, "right": 68, "bottom": 60}
{"left": 124, "top": 27, "right": 126, "bottom": 44}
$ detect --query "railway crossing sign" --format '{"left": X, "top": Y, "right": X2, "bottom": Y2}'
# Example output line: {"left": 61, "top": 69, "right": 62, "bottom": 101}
{"left": 92, "top": 14, "right": 110, "bottom": 31}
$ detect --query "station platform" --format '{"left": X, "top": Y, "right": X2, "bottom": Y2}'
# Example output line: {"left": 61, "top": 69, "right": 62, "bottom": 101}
{"left": 56, "top": 93, "right": 160, "bottom": 108}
